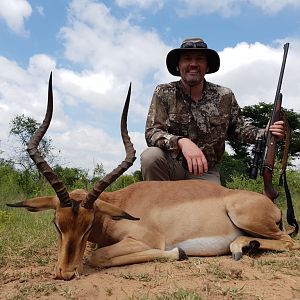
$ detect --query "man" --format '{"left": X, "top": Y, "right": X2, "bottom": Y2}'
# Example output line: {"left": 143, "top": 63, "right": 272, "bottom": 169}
{"left": 140, "top": 38, "right": 284, "bottom": 184}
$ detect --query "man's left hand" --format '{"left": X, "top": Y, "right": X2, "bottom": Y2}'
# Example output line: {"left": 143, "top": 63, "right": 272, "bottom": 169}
{"left": 267, "top": 120, "right": 285, "bottom": 140}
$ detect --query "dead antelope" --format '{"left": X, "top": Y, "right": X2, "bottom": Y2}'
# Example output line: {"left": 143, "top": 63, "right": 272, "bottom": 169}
{"left": 7, "top": 74, "right": 300, "bottom": 281}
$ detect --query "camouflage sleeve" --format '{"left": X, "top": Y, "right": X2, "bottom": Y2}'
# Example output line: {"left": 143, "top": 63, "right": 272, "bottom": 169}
{"left": 227, "top": 93, "right": 265, "bottom": 143}
{"left": 145, "top": 86, "right": 182, "bottom": 150}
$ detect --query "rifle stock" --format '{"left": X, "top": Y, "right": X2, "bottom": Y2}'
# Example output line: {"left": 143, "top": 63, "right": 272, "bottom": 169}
{"left": 262, "top": 93, "right": 282, "bottom": 200}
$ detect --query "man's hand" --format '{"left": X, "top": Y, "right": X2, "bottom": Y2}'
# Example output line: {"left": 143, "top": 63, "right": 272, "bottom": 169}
{"left": 266, "top": 120, "right": 285, "bottom": 140}
{"left": 178, "top": 138, "right": 208, "bottom": 176}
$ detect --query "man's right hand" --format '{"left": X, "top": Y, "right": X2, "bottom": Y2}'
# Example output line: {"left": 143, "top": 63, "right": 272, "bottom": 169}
{"left": 178, "top": 138, "right": 208, "bottom": 176}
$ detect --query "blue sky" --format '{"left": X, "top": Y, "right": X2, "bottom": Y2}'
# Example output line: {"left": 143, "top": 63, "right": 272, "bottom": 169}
{"left": 1, "top": 0, "right": 300, "bottom": 173}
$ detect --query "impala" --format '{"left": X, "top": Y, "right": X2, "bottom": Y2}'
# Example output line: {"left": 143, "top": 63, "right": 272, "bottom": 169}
{"left": 7, "top": 74, "right": 299, "bottom": 281}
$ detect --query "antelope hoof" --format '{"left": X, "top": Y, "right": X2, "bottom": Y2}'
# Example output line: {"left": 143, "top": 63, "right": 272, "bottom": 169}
{"left": 232, "top": 252, "right": 243, "bottom": 261}
{"left": 178, "top": 247, "right": 188, "bottom": 261}
{"left": 249, "top": 240, "right": 260, "bottom": 251}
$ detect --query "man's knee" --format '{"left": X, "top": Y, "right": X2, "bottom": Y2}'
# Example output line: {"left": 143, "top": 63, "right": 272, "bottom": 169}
{"left": 140, "top": 147, "right": 166, "bottom": 168}
{"left": 140, "top": 147, "right": 172, "bottom": 181}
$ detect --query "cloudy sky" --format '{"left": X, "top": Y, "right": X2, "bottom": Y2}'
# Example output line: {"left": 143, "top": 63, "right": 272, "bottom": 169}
{"left": 0, "top": 0, "right": 300, "bottom": 174}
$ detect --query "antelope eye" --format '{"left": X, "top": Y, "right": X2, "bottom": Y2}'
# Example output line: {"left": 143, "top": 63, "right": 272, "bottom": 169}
{"left": 52, "top": 219, "right": 61, "bottom": 233}
{"left": 81, "top": 221, "right": 95, "bottom": 240}
{"left": 85, "top": 222, "right": 94, "bottom": 234}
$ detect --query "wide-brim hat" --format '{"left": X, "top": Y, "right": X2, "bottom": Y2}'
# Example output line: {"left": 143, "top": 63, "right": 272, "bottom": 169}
{"left": 166, "top": 38, "right": 220, "bottom": 76}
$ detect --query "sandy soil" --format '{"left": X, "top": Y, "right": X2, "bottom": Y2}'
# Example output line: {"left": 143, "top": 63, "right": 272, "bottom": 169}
{"left": 1, "top": 248, "right": 300, "bottom": 300}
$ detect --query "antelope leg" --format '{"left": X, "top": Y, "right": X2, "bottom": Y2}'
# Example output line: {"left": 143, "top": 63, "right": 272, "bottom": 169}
{"left": 230, "top": 235, "right": 297, "bottom": 260}
{"left": 88, "top": 237, "right": 187, "bottom": 267}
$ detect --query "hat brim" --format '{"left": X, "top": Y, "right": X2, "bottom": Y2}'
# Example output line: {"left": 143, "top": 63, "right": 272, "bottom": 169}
{"left": 166, "top": 48, "right": 220, "bottom": 76}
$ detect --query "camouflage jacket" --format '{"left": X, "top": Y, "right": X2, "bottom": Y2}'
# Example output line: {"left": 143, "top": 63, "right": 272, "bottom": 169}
{"left": 145, "top": 80, "right": 263, "bottom": 168}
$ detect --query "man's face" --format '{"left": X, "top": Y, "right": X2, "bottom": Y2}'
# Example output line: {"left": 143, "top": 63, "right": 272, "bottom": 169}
{"left": 178, "top": 51, "right": 208, "bottom": 87}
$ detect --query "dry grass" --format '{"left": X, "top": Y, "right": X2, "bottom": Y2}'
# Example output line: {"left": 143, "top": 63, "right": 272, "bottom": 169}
{"left": 1, "top": 245, "right": 300, "bottom": 300}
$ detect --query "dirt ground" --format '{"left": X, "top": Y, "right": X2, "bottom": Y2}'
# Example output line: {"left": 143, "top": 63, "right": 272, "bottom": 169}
{"left": 1, "top": 247, "right": 300, "bottom": 300}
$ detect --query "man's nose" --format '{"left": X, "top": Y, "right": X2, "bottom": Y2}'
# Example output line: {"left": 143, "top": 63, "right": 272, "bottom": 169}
{"left": 189, "top": 59, "right": 199, "bottom": 66}
{"left": 189, "top": 61, "right": 198, "bottom": 68}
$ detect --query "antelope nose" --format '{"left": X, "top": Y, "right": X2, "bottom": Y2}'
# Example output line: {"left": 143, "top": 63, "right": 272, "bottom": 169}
{"left": 55, "top": 267, "right": 76, "bottom": 281}
{"left": 63, "top": 270, "right": 76, "bottom": 281}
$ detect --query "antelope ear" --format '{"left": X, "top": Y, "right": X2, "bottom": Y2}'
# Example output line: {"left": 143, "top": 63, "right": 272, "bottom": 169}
{"left": 95, "top": 200, "right": 140, "bottom": 221}
{"left": 7, "top": 196, "right": 59, "bottom": 212}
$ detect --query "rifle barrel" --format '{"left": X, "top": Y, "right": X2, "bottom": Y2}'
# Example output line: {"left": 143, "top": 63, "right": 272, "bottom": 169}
{"left": 275, "top": 43, "right": 289, "bottom": 99}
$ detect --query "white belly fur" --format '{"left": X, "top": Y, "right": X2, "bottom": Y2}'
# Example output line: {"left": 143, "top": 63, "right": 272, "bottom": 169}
{"left": 168, "top": 230, "right": 244, "bottom": 256}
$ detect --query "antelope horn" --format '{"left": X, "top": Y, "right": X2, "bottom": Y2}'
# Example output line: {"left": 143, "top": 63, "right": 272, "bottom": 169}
{"left": 82, "top": 83, "right": 136, "bottom": 209}
{"left": 27, "top": 73, "right": 71, "bottom": 205}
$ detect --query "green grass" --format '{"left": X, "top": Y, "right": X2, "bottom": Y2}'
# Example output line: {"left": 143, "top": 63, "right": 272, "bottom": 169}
{"left": 0, "top": 208, "right": 57, "bottom": 268}
{"left": 127, "top": 288, "right": 203, "bottom": 300}
{"left": 120, "top": 272, "right": 153, "bottom": 282}
{"left": 8, "top": 283, "right": 59, "bottom": 300}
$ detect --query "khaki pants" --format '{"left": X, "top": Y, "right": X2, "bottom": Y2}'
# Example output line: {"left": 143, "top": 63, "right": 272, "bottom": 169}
{"left": 140, "top": 147, "right": 221, "bottom": 185}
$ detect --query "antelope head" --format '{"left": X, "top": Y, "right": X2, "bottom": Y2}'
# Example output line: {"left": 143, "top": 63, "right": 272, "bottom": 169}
{"left": 7, "top": 73, "right": 138, "bottom": 280}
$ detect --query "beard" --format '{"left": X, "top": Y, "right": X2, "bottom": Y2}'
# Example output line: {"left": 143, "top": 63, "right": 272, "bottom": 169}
{"left": 182, "top": 75, "right": 204, "bottom": 87}
{"left": 185, "top": 78, "right": 199, "bottom": 86}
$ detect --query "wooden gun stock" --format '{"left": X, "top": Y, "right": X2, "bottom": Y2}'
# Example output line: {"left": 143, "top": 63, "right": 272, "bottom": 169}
{"left": 262, "top": 93, "right": 282, "bottom": 200}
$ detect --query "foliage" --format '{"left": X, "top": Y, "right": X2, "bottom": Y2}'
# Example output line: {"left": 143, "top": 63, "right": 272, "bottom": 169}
{"left": 9, "top": 114, "right": 57, "bottom": 171}
{"left": 220, "top": 102, "right": 300, "bottom": 185}
{"left": 243, "top": 102, "right": 300, "bottom": 129}
{"left": 93, "top": 162, "right": 106, "bottom": 180}
{"left": 0, "top": 159, "right": 143, "bottom": 207}
{"left": 0, "top": 161, "right": 23, "bottom": 203}
{"left": 219, "top": 152, "right": 248, "bottom": 186}
{"left": 106, "top": 174, "right": 142, "bottom": 192}
{"left": 241, "top": 102, "right": 300, "bottom": 161}
{"left": 10, "top": 115, "right": 42, "bottom": 145}
{"left": 0, "top": 159, "right": 56, "bottom": 203}
{"left": 133, "top": 170, "right": 143, "bottom": 181}
{"left": 53, "top": 165, "right": 89, "bottom": 190}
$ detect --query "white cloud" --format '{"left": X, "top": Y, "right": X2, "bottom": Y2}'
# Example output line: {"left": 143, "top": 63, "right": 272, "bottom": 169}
{"left": 208, "top": 39, "right": 300, "bottom": 112}
{"left": 58, "top": 0, "right": 170, "bottom": 112}
{"left": 115, "top": 0, "right": 164, "bottom": 10}
{"left": 176, "top": 0, "right": 300, "bottom": 17}
{"left": 28, "top": 54, "right": 57, "bottom": 76}
{"left": 36, "top": 5, "right": 44, "bottom": 16}
{"left": 53, "top": 126, "right": 147, "bottom": 173}
{"left": 0, "top": 0, "right": 32, "bottom": 36}
{"left": 60, "top": 1, "right": 168, "bottom": 77}
{"left": 176, "top": 0, "right": 242, "bottom": 17}
{"left": 0, "top": 55, "right": 63, "bottom": 138}
{"left": 249, "top": 0, "right": 300, "bottom": 13}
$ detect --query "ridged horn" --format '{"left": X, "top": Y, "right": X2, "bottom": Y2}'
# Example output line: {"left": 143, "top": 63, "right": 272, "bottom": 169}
{"left": 26, "top": 73, "right": 71, "bottom": 205}
{"left": 82, "top": 83, "right": 136, "bottom": 209}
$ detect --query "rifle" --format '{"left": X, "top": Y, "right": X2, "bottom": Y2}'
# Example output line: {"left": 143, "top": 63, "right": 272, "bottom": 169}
{"left": 249, "top": 43, "right": 289, "bottom": 192}
{"left": 262, "top": 43, "right": 289, "bottom": 200}
{"left": 249, "top": 43, "right": 298, "bottom": 235}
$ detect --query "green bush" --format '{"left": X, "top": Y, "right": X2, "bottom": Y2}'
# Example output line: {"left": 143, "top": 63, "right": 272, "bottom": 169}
{"left": 106, "top": 174, "right": 140, "bottom": 192}
{"left": 220, "top": 152, "right": 248, "bottom": 186}
{"left": 0, "top": 163, "right": 23, "bottom": 207}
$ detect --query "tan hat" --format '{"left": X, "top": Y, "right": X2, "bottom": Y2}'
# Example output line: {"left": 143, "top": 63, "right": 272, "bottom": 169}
{"left": 166, "top": 38, "right": 220, "bottom": 76}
